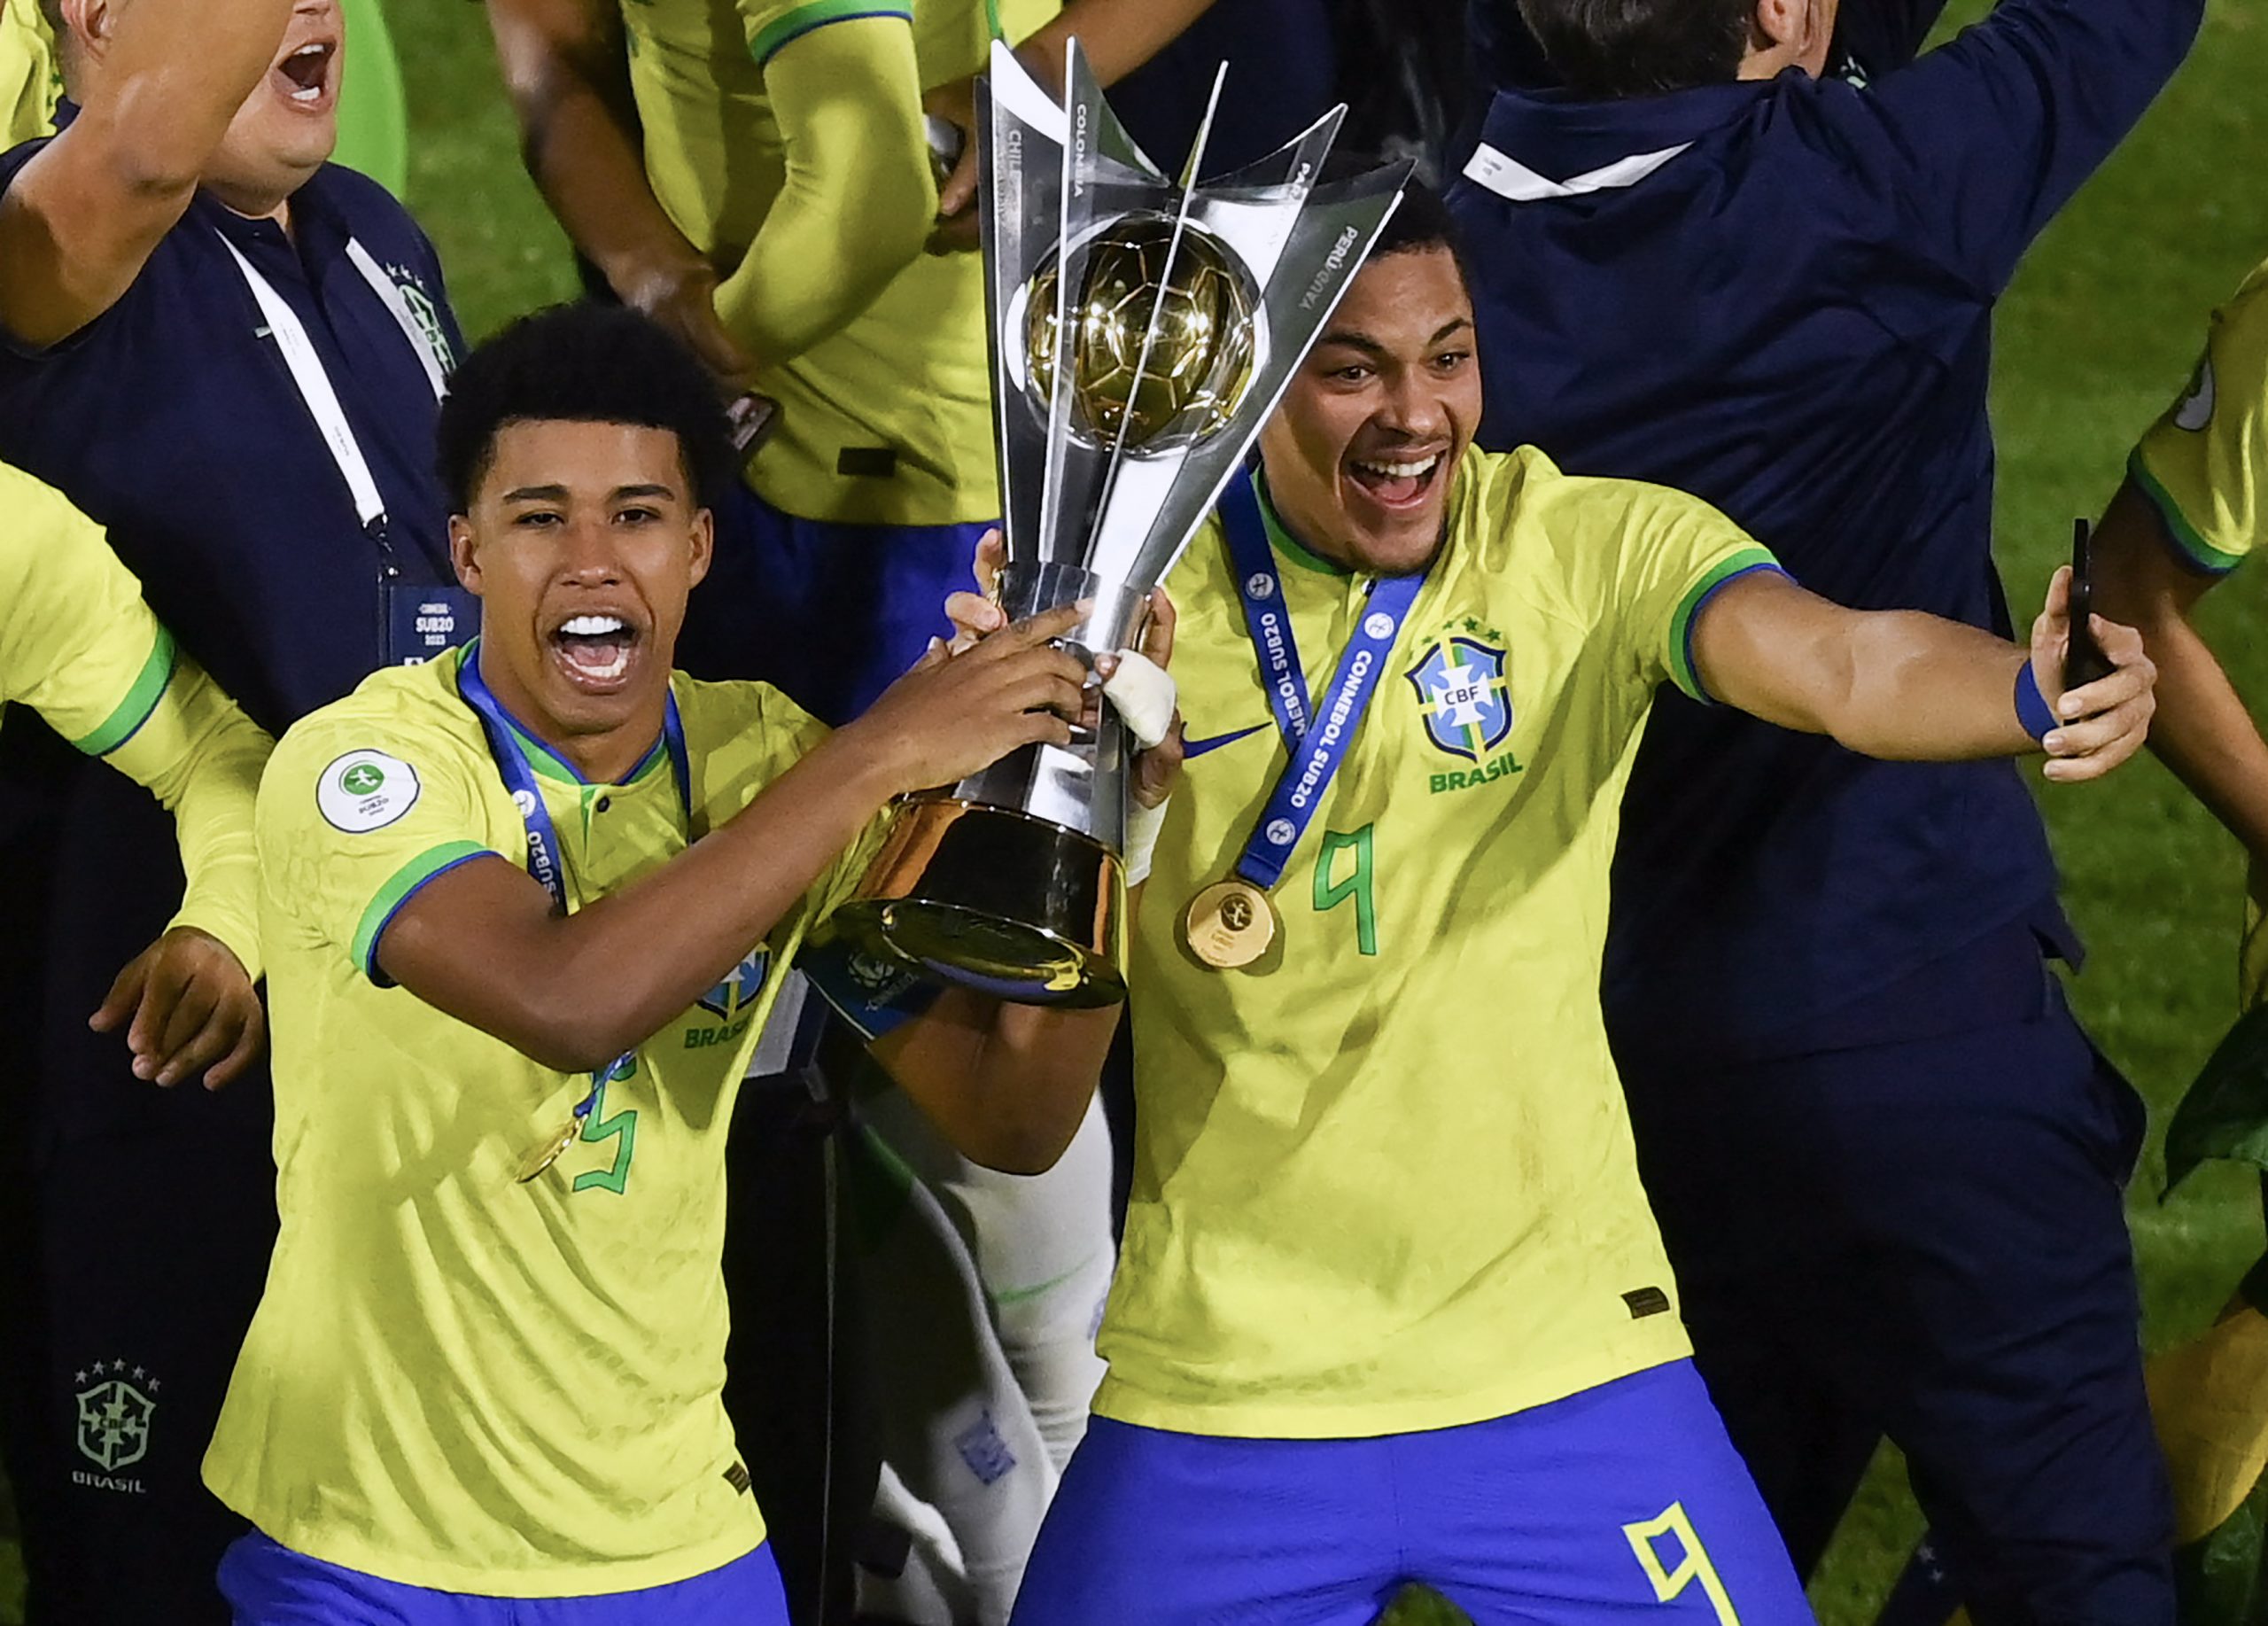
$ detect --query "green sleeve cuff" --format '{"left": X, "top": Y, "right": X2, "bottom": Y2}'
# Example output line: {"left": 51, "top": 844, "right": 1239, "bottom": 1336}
{"left": 351, "top": 840, "right": 493, "bottom": 984}
{"left": 2128, "top": 446, "right": 2247, "bottom": 576}
{"left": 1667, "top": 547, "right": 1783, "bottom": 704}
{"left": 749, "top": 0, "right": 912, "bottom": 66}
{"left": 71, "top": 626, "right": 176, "bottom": 757}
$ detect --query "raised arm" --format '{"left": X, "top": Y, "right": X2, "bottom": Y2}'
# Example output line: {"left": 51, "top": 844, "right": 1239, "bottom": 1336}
{"left": 708, "top": 11, "right": 934, "bottom": 362}
{"left": 1862, "top": 0, "right": 2205, "bottom": 299}
{"left": 376, "top": 612, "right": 1087, "bottom": 1074}
{"left": 483, "top": 0, "right": 753, "bottom": 384}
{"left": 1691, "top": 564, "right": 2155, "bottom": 779}
{"left": 0, "top": 0, "right": 294, "bottom": 346}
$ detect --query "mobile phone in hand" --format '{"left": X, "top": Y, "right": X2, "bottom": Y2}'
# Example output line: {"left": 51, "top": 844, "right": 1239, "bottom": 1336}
{"left": 2064, "top": 517, "right": 2117, "bottom": 689}
{"left": 726, "top": 393, "right": 778, "bottom": 457}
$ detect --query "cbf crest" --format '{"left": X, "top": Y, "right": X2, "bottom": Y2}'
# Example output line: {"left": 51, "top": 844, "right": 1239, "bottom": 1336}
{"left": 1406, "top": 626, "right": 1513, "bottom": 761}
{"left": 697, "top": 948, "right": 773, "bottom": 1025}
{"left": 75, "top": 1365, "right": 156, "bottom": 1473}
{"left": 685, "top": 948, "right": 773, "bottom": 1054}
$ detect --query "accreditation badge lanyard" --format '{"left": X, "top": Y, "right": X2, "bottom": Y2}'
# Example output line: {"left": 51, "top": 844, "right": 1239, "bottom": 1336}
{"left": 218, "top": 230, "right": 470, "bottom": 664}
{"left": 1183, "top": 472, "right": 1424, "bottom": 968}
{"left": 217, "top": 232, "right": 445, "bottom": 529}
{"left": 455, "top": 646, "right": 695, "bottom": 1181}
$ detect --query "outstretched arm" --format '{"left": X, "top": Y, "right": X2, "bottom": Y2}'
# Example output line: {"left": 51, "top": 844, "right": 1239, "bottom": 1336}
{"left": 377, "top": 611, "right": 1088, "bottom": 1073}
{"left": 1692, "top": 564, "right": 2155, "bottom": 779}
{"left": 0, "top": 0, "right": 294, "bottom": 346}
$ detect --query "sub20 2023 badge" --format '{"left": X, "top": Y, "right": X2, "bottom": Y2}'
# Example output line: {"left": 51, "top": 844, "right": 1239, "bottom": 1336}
{"left": 317, "top": 749, "right": 422, "bottom": 833}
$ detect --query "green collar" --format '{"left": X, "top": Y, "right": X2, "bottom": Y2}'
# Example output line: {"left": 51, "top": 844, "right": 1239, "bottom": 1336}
{"left": 1254, "top": 471, "right": 1353, "bottom": 577}
{"left": 457, "top": 640, "right": 670, "bottom": 790}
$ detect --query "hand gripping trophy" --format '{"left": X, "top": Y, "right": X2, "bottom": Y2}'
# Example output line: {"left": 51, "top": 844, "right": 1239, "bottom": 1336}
{"left": 832, "top": 42, "right": 1410, "bottom": 1006}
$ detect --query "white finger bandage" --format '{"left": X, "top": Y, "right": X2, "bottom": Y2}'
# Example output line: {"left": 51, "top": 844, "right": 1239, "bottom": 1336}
{"left": 1124, "top": 794, "right": 1169, "bottom": 887}
{"left": 1102, "top": 650, "right": 1176, "bottom": 750}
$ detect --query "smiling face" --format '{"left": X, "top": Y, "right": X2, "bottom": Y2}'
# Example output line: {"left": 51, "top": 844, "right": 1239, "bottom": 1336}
{"left": 1255, "top": 246, "right": 1481, "bottom": 576}
{"left": 202, "top": 0, "right": 345, "bottom": 217}
{"left": 449, "top": 420, "right": 713, "bottom": 776}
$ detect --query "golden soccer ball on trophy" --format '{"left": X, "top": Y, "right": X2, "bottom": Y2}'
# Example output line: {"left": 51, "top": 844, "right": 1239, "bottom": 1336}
{"left": 1023, "top": 213, "right": 1262, "bottom": 451}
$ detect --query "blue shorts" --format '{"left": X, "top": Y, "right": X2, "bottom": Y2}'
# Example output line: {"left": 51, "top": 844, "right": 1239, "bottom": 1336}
{"left": 1010, "top": 1360, "right": 1814, "bottom": 1625}
{"left": 677, "top": 486, "right": 994, "bottom": 727}
{"left": 215, "top": 1531, "right": 792, "bottom": 1625}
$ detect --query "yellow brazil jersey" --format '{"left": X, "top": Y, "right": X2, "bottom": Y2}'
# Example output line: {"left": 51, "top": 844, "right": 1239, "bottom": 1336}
{"left": 2132, "top": 257, "right": 2268, "bottom": 577}
{"left": 0, "top": 461, "right": 266, "bottom": 972}
{"left": 205, "top": 647, "right": 879, "bottom": 1595}
{"left": 1099, "top": 446, "right": 1779, "bottom": 1440}
{"left": 624, "top": 0, "right": 1052, "bottom": 526}
{"left": 0, "top": 1, "right": 58, "bottom": 148}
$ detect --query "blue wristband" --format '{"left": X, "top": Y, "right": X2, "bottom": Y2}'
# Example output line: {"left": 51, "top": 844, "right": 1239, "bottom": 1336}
{"left": 2014, "top": 661, "right": 2057, "bottom": 743}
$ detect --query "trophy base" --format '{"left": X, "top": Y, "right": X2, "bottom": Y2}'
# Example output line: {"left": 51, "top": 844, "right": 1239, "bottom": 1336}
{"left": 833, "top": 797, "right": 1128, "bottom": 1008}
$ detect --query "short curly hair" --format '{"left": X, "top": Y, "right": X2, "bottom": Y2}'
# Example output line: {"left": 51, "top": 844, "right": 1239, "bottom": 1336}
{"left": 435, "top": 303, "right": 735, "bottom": 515}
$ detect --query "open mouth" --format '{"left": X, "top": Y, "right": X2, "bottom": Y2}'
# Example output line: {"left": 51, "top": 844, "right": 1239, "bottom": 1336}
{"left": 1346, "top": 449, "right": 1447, "bottom": 512}
{"left": 548, "top": 613, "right": 642, "bottom": 689}
{"left": 274, "top": 41, "right": 335, "bottom": 105}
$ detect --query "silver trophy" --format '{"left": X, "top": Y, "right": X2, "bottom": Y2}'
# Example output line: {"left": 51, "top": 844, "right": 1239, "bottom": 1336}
{"left": 830, "top": 41, "right": 1409, "bottom": 1007}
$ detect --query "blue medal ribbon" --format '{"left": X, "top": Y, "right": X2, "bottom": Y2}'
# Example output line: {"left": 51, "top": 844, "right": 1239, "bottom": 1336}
{"left": 456, "top": 642, "right": 692, "bottom": 1124}
{"left": 1219, "top": 472, "right": 1313, "bottom": 746}
{"left": 1217, "top": 471, "right": 1425, "bottom": 891}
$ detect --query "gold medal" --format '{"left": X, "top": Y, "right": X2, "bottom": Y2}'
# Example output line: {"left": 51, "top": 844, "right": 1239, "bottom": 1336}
{"left": 515, "top": 1119, "right": 579, "bottom": 1185}
{"left": 1183, "top": 878, "right": 1277, "bottom": 969}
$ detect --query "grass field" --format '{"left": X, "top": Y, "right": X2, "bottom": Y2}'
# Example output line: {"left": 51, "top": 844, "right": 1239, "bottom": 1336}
{"left": 4, "top": 0, "right": 2266, "bottom": 1620}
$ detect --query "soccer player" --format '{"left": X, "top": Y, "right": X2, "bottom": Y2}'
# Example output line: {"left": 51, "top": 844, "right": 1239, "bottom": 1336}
{"left": 200, "top": 303, "right": 1139, "bottom": 1622}
{"left": 936, "top": 188, "right": 2156, "bottom": 1626}
{"left": 0, "top": 0, "right": 465, "bottom": 1611}
{"left": 2071, "top": 253, "right": 2268, "bottom": 1620}
{"left": 483, "top": 0, "right": 1170, "bottom": 1607}
{"left": 3, "top": 462, "right": 268, "bottom": 1094}
{"left": 1445, "top": 0, "right": 2202, "bottom": 1613}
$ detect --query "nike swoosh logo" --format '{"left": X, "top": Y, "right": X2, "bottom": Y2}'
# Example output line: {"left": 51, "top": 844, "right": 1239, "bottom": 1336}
{"left": 1184, "top": 724, "right": 1267, "bottom": 759}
